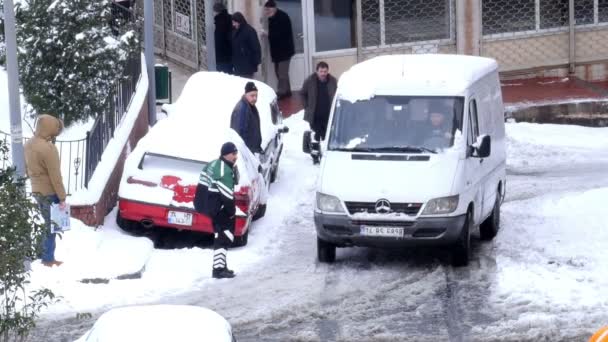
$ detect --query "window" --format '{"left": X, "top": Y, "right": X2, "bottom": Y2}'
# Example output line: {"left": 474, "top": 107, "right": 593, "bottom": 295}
{"left": 600, "top": 0, "right": 608, "bottom": 22}
{"left": 314, "top": 0, "right": 357, "bottom": 52}
{"left": 468, "top": 100, "right": 479, "bottom": 146}
{"left": 482, "top": 0, "right": 536, "bottom": 35}
{"left": 540, "top": 0, "right": 568, "bottom": 29}
{"left": 270, "top": 101, "right": 281, "bottom": 125}
{"left": 384, "top": 0, "right": 451, "bottom": 45}
{"left": 575, "top": 0, "right": 594, "bottom": 25}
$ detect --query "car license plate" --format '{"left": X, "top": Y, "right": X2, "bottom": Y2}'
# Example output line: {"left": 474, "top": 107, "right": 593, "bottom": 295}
{"left": 361, "top": 226, "right": 405, "bottom": 238}
{"left": 168, "top": 211, "right": 193, "bottom": 226}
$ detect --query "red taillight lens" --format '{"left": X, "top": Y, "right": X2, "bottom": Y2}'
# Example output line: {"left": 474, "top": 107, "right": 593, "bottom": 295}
{"left": 127, "top": 176, "right": 158, "bottom": 187}
{"left": 235, "top": 186, "right": 250, "bottom": 214}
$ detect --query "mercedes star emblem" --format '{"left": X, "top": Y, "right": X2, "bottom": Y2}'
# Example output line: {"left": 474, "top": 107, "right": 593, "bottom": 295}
{"left": 375, "top": 199, "right": 391, "bottom": 214}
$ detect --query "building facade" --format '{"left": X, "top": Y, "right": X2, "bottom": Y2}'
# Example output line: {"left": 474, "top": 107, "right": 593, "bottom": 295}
{"left": 152, "top": 0, "right": 608, "bottom": 89}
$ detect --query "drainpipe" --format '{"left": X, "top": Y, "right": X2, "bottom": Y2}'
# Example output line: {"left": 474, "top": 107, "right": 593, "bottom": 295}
{"left": 145, "top": 0, "right": 157, "bottom": 125}
{"left": 569, "top": 0, "right": 576, "bottom": 75}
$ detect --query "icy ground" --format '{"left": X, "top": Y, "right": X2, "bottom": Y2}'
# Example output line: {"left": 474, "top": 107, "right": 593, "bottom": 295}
{"left": 29, "top": 115, "right": 608, "bottom": 342}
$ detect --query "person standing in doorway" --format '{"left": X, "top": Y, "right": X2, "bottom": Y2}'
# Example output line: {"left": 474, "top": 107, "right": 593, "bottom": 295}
{"left": 24, "top": 114, "right": 67, "bottom": 267}
{"left": 230, "top": 81, "right": 263, "bottom": 154}
{"left": 231, "top": 12, "right": 262, "bottom": 79}
{"left": 194, "top": 142, "right": 239, "bottom": 279}
{"left": 301, "top": 62, "right": 337, "bottom": 164}
{"left": 264, "top": 0, "right": 295, "bottom": 99}
{"left": 213, "top": 2, "right": 233, "bottom": 74}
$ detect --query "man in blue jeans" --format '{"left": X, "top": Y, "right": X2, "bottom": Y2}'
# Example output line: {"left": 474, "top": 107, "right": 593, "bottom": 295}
{"left": 24, "top": 114, "right": 67, "bottom": 267}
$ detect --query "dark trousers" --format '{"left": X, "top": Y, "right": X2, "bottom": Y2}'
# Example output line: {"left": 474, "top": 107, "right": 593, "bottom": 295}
{"left": 33, "top": 194, "right": 60, "bottom": 262}
{"left": 274, "top": 59, "right": 291, "bottom": 97}
{"left": 212, "top": 218, "right": 235, "bottom": 270}
{"left": 216, "top": 63, "right": 233, "bottom": 75}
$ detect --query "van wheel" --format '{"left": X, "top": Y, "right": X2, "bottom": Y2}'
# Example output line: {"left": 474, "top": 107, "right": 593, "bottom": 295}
{"left": 252, "top": 204, "right": 267, "bottom": 221}
{"left": 480, "top": 191, "right": 501, "bottom": 241}
{"left": 451, "top": 210, "right": 472, "bottom": 267}
{"left": 232, "top": 230, "right": 249, "bottom": 247}
{"left": 317, "top": 237, "right": 336, "bottom": 263}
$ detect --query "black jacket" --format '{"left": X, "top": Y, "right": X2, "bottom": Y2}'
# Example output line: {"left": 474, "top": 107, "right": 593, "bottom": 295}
{"left": 268, "top": 9, "right": 295, "bottom": 63}
{"left": 230, "top": 98, "right": 263, "bottom": 153}
{"left": 231, "top": 13, "right": 261, "bottom": 76}
{"left": 301, "top": 73, "right": 338, "bottom": 125}
{"left": 214, "top": 9, "right": 233, "bottom": 64}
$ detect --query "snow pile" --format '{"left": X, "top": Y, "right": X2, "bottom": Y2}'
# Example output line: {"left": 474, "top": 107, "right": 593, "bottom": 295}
{"left": 29, "top": 214, "right": 153, "bottom": 282}
{"left": 480, "top": 187, "right": 608, "bottom": 338}
{"left": 75, "top": 305, "right": 232, "bottom": 342}
{"left": 506, "top": 122, "right": 608, "bottom": 172}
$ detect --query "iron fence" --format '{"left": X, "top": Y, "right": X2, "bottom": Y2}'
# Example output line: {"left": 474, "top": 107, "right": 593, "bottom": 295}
{"left": 85, "top": 52, "right": 142, "bottom": 186}
{"left": 356, "top": 0, "right": 456, "bottom": 62}
{"left": 0, "top": 131, "right": 87, "bottom": 195}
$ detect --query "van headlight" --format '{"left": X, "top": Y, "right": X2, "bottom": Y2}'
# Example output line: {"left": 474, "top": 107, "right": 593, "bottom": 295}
{"left": 422, "top": 195, "right": 459, "bottom": 215}
{"left": 316, "top": 192, "right": 345, "bottom": 213}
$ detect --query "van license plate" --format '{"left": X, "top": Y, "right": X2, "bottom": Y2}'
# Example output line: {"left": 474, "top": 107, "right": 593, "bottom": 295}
{"left": 361, "top": 226, "right": 405, "bottom": 237}
{"left": 168, "top": 211, "right": 193, "bottom": 226}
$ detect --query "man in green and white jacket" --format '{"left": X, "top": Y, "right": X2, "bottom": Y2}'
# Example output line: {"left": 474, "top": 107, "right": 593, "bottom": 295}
{"left": 194, "top": 142, "right": 240, "bottom": 279}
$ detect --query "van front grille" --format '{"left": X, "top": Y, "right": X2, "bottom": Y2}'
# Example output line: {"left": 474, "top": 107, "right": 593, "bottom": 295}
{"left": 345, "top": 202, "right": 422, "bottom": 216}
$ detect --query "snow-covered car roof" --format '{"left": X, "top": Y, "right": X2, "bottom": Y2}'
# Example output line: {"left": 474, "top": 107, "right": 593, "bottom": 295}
{"left": 75, "top": 305, "right": 233, "bottom": 342}
{"left": 169, "top": 71, "right": 279, "bottom": 149}
{"left": 337, "top": 54, "right": 498, "bottom": 102}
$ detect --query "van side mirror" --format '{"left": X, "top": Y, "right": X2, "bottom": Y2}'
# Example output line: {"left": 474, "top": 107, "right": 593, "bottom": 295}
{"left": 302, "top": 130, "right": 313, "bottom": 154}
{"left": 279, "top": 126, "right": 289, "bottom": 134}
{"left": 472, "top": 135, "right": 491, "bottom": 158}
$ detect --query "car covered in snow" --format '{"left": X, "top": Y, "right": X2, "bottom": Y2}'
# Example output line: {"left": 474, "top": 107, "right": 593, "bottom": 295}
{"left": 116, "top": 72, "right": 288, "bottom": 246}
{"left": 75, "top": 305, "right": 235, "bottom": 342}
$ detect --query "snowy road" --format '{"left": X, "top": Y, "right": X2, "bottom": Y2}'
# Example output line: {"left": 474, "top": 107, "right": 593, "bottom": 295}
{"left": 31, "top": 117, "right": 608, "bottom": 341}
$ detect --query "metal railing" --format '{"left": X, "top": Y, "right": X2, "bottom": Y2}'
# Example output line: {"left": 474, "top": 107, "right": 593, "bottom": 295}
{"left": 0, "top": 130, "right": 87, "bottom": 195}
{"left": 85, "top": 52, "right": 142, "bottom": 187}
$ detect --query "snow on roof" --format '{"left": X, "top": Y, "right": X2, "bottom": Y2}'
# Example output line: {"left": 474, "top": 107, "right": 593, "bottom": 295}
{"left": 76, "top": 305, "right": 232, "bottom": 342}
{"left": 337, "top": 54, "right": 498, "bottom": 102}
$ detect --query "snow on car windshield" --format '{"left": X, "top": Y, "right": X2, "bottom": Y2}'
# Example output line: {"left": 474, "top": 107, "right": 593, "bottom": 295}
{"left": 328, "top": 96, "right": 464, "bottom": 152}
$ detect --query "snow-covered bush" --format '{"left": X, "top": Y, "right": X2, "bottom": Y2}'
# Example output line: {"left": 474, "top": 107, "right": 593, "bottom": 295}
{"left": 0, "top": 140, "right": 55, "bottom": 342}
{"left": 15, "top": 0, "right": 138, "bottom": 126}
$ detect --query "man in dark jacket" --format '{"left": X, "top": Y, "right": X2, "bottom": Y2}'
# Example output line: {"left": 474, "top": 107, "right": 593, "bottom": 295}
{"left": 264, "top": 0, "right": 295, "bottom": 99}
{"left": 301, "top": 62, "right": 337, "bottom": 163}
{"left": 213, "top": 3, "right": 233, "bottom": 74}
{"left": 194, "top": 142, "right": 239, "bottom": 279}
{"left": 230, "top": 82, "right": 263, "bottom": 154}
{"left": 231, "top": 12, "right": 262, "bottom": 78}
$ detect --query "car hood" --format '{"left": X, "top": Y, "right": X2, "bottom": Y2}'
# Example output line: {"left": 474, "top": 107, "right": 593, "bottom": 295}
{"left": 319, "top": 151, "right": 459, "bottom": 203}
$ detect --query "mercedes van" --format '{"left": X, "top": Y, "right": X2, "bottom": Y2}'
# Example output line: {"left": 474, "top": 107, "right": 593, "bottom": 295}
{"left": 304, "top": 54, "right": 506, "bottom": 266}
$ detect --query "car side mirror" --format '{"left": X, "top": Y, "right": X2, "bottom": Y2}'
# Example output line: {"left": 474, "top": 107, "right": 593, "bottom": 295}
{"left": 161, "top": 103, "right": 173, "bottom": 116}
{"left": 302, "top": 130, "right": 314, "bottom": 154}
{"left": 472, "top": 135, "right": 491, "bottom": 158}
{"left": 279, "top": 126, "right": 289, "bottom": 134}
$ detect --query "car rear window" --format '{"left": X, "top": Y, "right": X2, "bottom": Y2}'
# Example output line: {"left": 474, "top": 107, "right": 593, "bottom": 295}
{"left": 139, "top": 153, "right": 207, "bottom": 174}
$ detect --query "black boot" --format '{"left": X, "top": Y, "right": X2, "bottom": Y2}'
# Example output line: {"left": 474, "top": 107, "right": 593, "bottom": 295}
{"left": 213, "top": 268, "right": 236, "bottom": 279}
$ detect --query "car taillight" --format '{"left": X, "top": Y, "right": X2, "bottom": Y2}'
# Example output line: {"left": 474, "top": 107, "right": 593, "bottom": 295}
{"left": 127, "top": 176, "right": 158, "bottom": 187}
{"left": 235, "top": 186, "right": 250, "bottom": 214}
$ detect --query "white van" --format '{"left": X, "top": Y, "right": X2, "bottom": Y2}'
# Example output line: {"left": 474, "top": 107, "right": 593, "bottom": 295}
{"left": 304, "top": 54, "right": 506, "bottom": 266}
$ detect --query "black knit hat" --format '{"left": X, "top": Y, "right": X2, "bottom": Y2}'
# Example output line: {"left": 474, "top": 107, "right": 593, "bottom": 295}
{"left": 264, "top": 0, "right": 277, "bottom": 8}
{"left": 221, "top": 142, "right": 238, "bottom": 156}
{"left": 245, "top": 81, "right": 258, "bottom": 93}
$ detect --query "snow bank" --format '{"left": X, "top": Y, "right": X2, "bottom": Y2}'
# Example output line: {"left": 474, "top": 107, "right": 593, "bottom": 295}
{"left": 29, "top": 212, "right": 153, "bottom": 282}
{"left": 506, "top": 122, "right": 608, "bottom": 172}
{"left": 337, "top": 54, "right": 497, "bottom": 103}
{"left": 75, "top": 305, "right": 232, "bottom": 342}
{"left": 69, "top": 53, "right": 148, "bottom": 205}
{"left": 485, "top": 187, "right": 608, "bottom": 336}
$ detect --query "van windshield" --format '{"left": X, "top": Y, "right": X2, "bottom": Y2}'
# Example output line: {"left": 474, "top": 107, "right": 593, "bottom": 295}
{"left": 328, "top": 96, "right": 465, "bottom": 153}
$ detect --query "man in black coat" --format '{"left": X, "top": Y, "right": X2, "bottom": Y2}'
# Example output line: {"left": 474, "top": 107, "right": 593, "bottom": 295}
{"left": 264, "top": 0, "right": 295, "bottom": 99}
{"left": 213, "top": 3, "right": 233, "bottom": 74}
{"left": 231, "top": 12, "right": 262, "bottom": 78}
{"left": 230, "top": 82, "right": 263, "bottom": 154}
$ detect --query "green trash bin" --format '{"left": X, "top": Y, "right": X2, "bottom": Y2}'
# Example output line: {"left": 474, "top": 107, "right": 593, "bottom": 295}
{"left": 155, "top": 65, "right": 172, "bottom": 104}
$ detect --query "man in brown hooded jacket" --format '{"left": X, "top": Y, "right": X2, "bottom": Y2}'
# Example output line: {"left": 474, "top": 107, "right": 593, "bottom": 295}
{"left": 24, "top": 114, "right": 67, "bottom": 267}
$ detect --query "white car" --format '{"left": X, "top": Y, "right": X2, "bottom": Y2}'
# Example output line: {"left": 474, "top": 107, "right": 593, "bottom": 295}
{"left": 117, "top": 72, "right": 288, "bottom": 246}
{"left": 75, "top": 305, "right": 235, "bottom": 342}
